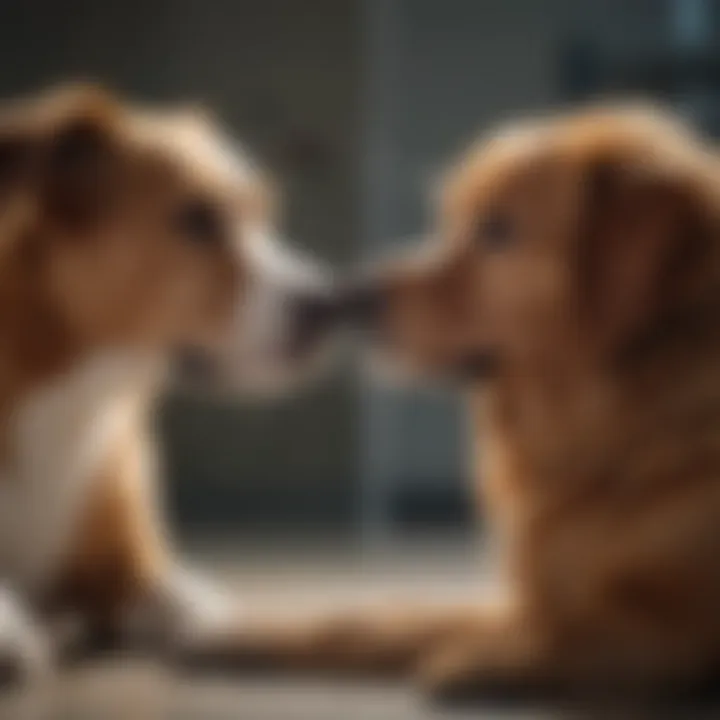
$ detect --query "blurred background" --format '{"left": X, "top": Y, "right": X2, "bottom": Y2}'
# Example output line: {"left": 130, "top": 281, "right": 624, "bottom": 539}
{"left": 0, "top": 0, "right": 716, "bottom": 548}
{"left": 0, "top": 0, "right": 717, "bottom": 547}
{"left": 1, "top": 1, "right": 720, "bottom": 717}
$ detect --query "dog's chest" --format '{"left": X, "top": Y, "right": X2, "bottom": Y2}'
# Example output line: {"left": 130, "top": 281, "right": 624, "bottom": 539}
{"left": 0, "top": 355, "right": 148, "bottom": 593}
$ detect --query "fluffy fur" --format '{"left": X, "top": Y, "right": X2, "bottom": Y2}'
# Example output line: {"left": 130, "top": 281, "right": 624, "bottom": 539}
{"left": 213, "top": 105, "right": 720, "bottom": 700}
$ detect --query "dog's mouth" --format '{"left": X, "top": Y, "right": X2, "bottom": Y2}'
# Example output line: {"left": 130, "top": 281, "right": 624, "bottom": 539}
{"left": 333, "top": 278, "right": 502, "bottom": 386}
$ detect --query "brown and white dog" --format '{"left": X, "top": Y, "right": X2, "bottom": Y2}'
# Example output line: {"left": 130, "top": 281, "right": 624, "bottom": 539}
{"left": 0, "top": 84, "right": 339, "bottom": 680}
{"left": 216, "top": 106, "right": 720, "bottom": 700}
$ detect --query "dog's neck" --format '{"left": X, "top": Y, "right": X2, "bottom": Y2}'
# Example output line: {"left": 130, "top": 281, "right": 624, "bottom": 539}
{"left": 0, "top": 248, "right": 162, "bottom": 465}
{"left": 473, "top": 301, "right": 720, "bottom": 522}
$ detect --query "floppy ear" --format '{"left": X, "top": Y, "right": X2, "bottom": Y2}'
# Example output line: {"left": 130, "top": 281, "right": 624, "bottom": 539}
{"left": 0, "top": 135, "right": 31, "bottom": 195}
{"left": 0, "top": 85, "right": 121, "bottom": 224}
{"left": 0, "top": 118, "right": 36, "bottom": 203}
{"left": 577, "top": 155, "right": 711, "bottom": 359}
{"left": 40, "top": 86, "right": 122, "bottom": 227}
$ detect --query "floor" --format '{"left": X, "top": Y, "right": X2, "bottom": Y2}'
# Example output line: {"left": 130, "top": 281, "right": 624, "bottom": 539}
{"left": 0, "top": 535, "right": 718, "bottom": 720}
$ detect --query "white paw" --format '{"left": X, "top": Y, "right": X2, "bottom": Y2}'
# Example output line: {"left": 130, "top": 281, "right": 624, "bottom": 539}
{"left": 164, "top": 568, "right": 238, "bottom": 648}
{"left": 0, "top": 590, "right": 51, "bottom": 685}
{"left": 124, "top": 567, "right": 238, "bottom": 652}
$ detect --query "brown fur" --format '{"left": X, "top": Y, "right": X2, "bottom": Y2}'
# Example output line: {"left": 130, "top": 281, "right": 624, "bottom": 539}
{"left": 209, "top": 107, "right": 720, "bottom": 699}
{"left": 0, "top": 84, "right": 278, "bottom": 661}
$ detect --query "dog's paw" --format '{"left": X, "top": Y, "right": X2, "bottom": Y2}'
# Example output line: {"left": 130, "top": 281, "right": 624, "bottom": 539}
{"left": 124, "top": 566, "right": 240, "bottom": 659}
{"left": 172, "top": 624, "right": 286, "bottom": 675}
{"left": 416, "top": 639, "right": 535, "bottom": 706}
{"left": 417, "top": 640, "right": 484, "bottom": 703}
{"left": 163, "top": 568, "right": 239, "bottom": 651}
{"left": 0, "top": 590, "right": 51, "bottom": 686}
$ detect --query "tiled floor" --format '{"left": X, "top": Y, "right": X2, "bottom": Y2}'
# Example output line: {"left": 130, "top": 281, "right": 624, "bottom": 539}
{"left": 0, "top": 535, "right": 717, "bottom": 720}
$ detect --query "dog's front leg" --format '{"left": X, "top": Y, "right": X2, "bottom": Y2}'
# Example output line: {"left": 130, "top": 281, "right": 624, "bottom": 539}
{"left": 173, "top": 600, "right": 515, "bottom": 679}
{"left": 414, "top": 602, "right": 556, "bottom": 702}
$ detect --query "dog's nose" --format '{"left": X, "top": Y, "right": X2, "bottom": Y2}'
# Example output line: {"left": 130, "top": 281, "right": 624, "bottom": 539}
{"left": 288, "top": 287, "right": 341, "bottom": 357}
{"left": 293, "top": 289, "right": 338, "bottom": 335}
{"left": 335, "top": 279, "right": 388, "bottom": 330}
{"left": 290, "top": 278, "right": 388, "bottom": 351}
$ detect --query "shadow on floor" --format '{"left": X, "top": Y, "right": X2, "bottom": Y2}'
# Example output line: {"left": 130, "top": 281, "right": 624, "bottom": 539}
{"left": 1, "top": 534, "right": 718, "bottom": 720}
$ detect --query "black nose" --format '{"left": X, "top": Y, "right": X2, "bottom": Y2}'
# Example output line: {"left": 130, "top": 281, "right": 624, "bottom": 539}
{"left": 293, "top": 290, "right": 338, "bottom": 335}
{"left": 289, "top": 288, "right": 342, "bottom": 357}
{"left": 335, "top": 280, "right": 388, "bottom": 329}
{"left": 291, "top": 279, "right": 388, "bottom": 351}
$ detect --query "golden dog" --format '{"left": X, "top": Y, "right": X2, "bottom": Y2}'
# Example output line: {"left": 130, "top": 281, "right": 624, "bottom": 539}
{"left": 209, "top": 106, "right": 720, "bottom": 699}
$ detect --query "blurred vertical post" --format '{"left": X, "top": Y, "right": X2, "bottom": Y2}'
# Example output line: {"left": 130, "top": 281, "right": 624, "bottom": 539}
{"left": 670, "top": 0, "right": 712, "bottom": 127}
{"left": 672, "top": 0, "right": 710, "bottom": 50}
{"left": 358, "top": 0, "right": 404, "bottom": 549}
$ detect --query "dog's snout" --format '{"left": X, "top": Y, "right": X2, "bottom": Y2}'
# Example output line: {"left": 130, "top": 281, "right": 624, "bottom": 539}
{"left": 293, "top": 290, "right": 338, "bottom": 336}
{"left": 289, "top": 278, "right": 388, "bottom": 351}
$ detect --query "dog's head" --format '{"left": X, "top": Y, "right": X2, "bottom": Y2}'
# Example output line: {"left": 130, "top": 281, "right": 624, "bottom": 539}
{"left": 0, "top": 84, "right": 340, "bottom": 394}
{"left": 344, "top": 106, "right": 720, "bottom": 385}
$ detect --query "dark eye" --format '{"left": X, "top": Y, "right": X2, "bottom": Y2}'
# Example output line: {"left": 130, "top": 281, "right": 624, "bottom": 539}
{"left": 477, "top": 211, "right": 514, "bottom": 250}
{"left": 175, "top": 199, "right": 223, "bottom": 245}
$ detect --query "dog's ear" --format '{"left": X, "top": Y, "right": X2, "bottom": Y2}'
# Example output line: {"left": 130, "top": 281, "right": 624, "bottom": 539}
{"left": 39, "top": 85, "right": 123, "bottom": 228}
{"left": 578, "top": 151, "right": 712, "bottom": 359}
{"left": 0, "top": 84, "right": 123, "bottom": 228}
{"left": 0, "top": 119, "right": 36, "bottom": 201}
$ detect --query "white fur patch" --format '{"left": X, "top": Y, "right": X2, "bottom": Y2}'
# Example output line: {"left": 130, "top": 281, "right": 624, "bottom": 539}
{"left": 0, "top": 353, "right": 160, "bottom": 593}
{"left": 245, "top": 226, "right": 326, "bottom": 290}
{"left": 0, "top": 586, "right": 50, "bottom": 679}
{"left": 220, "top": 226, "right": 331, "bottom": 392}
{"left": 123, "top": 565, "right": 237, "bottom": 650}
{"left": 134, "top": 110, "right": 258, "bottom": 191}
{"left": 242, "top": 227, "right": 325, "bottom": 351}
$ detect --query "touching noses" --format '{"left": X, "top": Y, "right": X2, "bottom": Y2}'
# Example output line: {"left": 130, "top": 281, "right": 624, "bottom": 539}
{"left": 288, "top": 275, "right": 390, "bottom": 349}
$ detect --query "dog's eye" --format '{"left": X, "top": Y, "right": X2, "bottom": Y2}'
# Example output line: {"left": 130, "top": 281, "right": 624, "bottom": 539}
{"left": 477, "top": 211, "right": 514, "bottom": 251}
{"left": 175, "top": 200, "right": 223, "bottom": 245}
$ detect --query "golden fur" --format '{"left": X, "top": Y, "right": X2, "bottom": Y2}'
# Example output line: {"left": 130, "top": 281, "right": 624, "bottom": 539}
{"left": 213, "top": 106, "right": 720, "bottom": 699}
